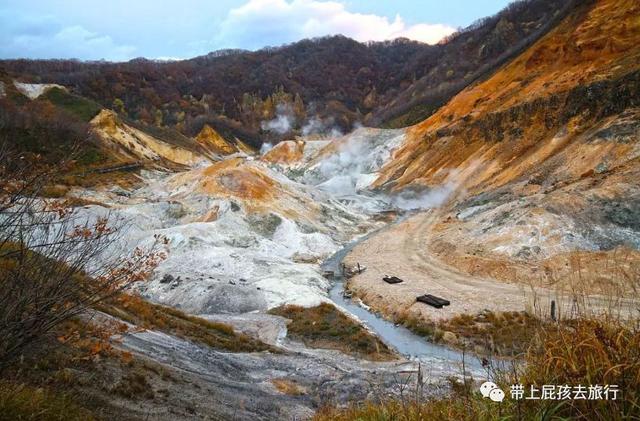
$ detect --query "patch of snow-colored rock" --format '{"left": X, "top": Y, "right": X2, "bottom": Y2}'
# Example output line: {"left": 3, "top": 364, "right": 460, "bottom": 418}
{"left": 13, "top": 81, "right": 66, "bottom": 99}
{"left": 68, "top": 167, "right": 368, "bottom": 314}
{"left": 301, "top": 128, "right": 406, "bottom": 194}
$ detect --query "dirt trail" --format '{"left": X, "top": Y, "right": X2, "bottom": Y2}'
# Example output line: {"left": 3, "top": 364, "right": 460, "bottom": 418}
{"left": 345, "top": 210, "right": 634, "bottom": 321}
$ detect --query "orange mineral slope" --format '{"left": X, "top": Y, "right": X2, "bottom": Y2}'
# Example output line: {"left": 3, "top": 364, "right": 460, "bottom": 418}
{"left": 195, "top": 124, "right": 239, "bottom": 156}
{"left": 168, "top": 157, "right": 325, "bottom": 226}
{"left": 375, "top": 0, "right": 640, "bottom": 193}
{"left": 261, "top": 140, "right": 305, "bottom": 165}
{"left": 91, "top": 110, "right": 211, "bottom": 167}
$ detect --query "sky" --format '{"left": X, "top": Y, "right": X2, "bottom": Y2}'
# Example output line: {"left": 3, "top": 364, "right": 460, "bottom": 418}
{"left": 0, "top": 0, "right": 513, "bottom": 62}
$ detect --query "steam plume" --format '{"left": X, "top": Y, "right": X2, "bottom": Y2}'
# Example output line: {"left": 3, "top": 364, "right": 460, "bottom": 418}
{"left": 261, "top": 104, "right": 294, "bottom": 134}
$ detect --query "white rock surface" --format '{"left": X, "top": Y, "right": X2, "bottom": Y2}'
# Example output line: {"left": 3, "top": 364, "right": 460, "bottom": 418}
{"left": 13, "top": 81, "right": 66, "bottom": 99}
{"left": 64, "top": 129, "right": 407, "bottom": 315}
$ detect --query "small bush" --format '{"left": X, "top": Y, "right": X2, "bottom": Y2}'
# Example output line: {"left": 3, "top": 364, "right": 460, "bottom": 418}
{"left": 269, "top": 303, "right": 395, "bottom": 360}
{"left": 42, "top": 88, "right": 102, "bottom": 122}
{"left": 272, "top": 378, "right": 305, "bottom": 396}
{"left": 111, "top": 371, "right": 154, "bottom": 400}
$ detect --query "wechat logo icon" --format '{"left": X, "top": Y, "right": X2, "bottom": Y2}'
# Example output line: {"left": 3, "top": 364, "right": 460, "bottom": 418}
{"left": 480, "top": 381, "right": 505, "bottom": 402}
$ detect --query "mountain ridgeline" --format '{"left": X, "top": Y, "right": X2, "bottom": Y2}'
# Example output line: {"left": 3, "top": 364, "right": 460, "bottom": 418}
{"left": 1, "top": 0, "right": 575, "bottom": 145}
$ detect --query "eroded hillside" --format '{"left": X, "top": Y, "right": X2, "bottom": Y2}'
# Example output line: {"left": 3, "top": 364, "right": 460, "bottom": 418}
{"left": 376, "top": 0, "right": 639, "bottom": 192}
{"left": 345, "top": 0, "right": 640, "bottom": 326}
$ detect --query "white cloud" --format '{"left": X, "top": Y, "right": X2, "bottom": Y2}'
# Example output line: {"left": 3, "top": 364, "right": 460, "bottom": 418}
{"left": 217, "top": 0, "right": 455, "bottom": 49}
{"left": 50, "top": 26, "right": 136, "bottom": 60}
{"left": 0, "top": 1, "right": 456, "bottom": 60}
{"left": 393, "top": 22, "right": 458, "bottom": 45}
{"left": 0, "top": 11, "right": 136, "bottom": 61}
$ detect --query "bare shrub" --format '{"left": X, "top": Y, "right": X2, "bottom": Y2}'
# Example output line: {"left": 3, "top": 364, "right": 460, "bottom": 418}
{"left": 0, "top": 146, "right": 166, "bottom": 370}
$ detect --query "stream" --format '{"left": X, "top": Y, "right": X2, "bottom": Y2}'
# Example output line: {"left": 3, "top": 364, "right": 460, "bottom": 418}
{"left": 322, "top": 221, "right": 484, "bottom": 374}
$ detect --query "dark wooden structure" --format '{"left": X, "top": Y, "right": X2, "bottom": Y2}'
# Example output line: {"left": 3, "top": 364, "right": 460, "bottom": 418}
{"left": 383, "top": 276, "right": 404, "bottom": 284}
{"left": 416, "top": 294, "right": 450, "bottom": 308}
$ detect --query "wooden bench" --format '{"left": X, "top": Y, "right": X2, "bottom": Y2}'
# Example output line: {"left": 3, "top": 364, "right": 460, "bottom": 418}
{"left": 416, "top": 294, "right": 450, "bottom": 308}
{"left": 383, "top": 276, "right": 404, "bottom": 284}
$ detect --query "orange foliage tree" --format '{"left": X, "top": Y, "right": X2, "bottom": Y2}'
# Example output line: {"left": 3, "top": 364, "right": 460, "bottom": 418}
{"left": 0, "top": 146, "right": 167, "bottom": 370}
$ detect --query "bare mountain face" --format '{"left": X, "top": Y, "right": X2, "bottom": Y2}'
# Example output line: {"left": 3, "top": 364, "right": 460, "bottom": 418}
{"left": 1, "top": 0, "right": 572, "bottom": 145}
{"left": 345, "top": 0, "right": 640, "bottom": 325}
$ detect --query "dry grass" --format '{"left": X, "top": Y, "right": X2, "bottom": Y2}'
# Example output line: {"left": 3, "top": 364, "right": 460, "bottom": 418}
{"left": 318, "top": 250, "right": 640, "bottom": 420}
{"left": 519, "top": 318, "right": 640, "bottom": 419}
{"left": 111, "top": 370, "right": 154, "bottom": 400}
{"left": 57, "top": 169, "right": 141, "bottom": 190}
{"left": 269, "top": 303, "right": 396, "bottom": 361}
{"left": 393, "top": 309, "right": 540, "bottom": 356}
{"left": 440, "top": 311, "right": 541, "bottom": 356}
{"left": 0, "top": 381, "right": 96, "bottom": 421}
{"left": 528, "top": 248, "right": 640, "bottom": 321}
{"left": 393, "top": 310, "right": 438, "bottom": 337}
{"left": 0, "top": 319, "right": 119, "bottom": 420}
{"left": 0, "top": 313, "right": 191, "bottom": 420}
{"left": 271, "top": 378, "right": 305, "bottom": 396}
{"left": 39, "top": 184, "right": 70, "bottom": 198}
{"left": 37, "top": 186, "right": 109, "bottom": 208}
{"left": 315, "top": 318, "right": 640, "bottom": 420}
{"left": 100, "top": 294, "right": 273, "bottom": 353}
{"left": 0, "top": 241, "right": 270, "bottom": 418}
{"left": 315, "top": 397, "right": 490, "bottom": 421}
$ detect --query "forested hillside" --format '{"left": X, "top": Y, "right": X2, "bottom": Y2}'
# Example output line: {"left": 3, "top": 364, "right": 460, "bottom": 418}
{"left": 1, "top": 0, "right": 574, "bottom": 143}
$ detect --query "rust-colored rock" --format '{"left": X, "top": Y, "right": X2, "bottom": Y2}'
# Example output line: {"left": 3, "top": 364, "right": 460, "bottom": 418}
{"left": 195, "top": 124, "right": 238, "bottom": 155}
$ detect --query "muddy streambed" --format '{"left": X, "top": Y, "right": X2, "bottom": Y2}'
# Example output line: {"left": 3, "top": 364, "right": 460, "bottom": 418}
{"left": 322, "top": 220, "right": 484, "bottom": 373}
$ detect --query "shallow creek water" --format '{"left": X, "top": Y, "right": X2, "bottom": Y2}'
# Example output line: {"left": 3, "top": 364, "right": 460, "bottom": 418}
{"left": 322, "top": 222, "right": 484, "bottom": 373}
